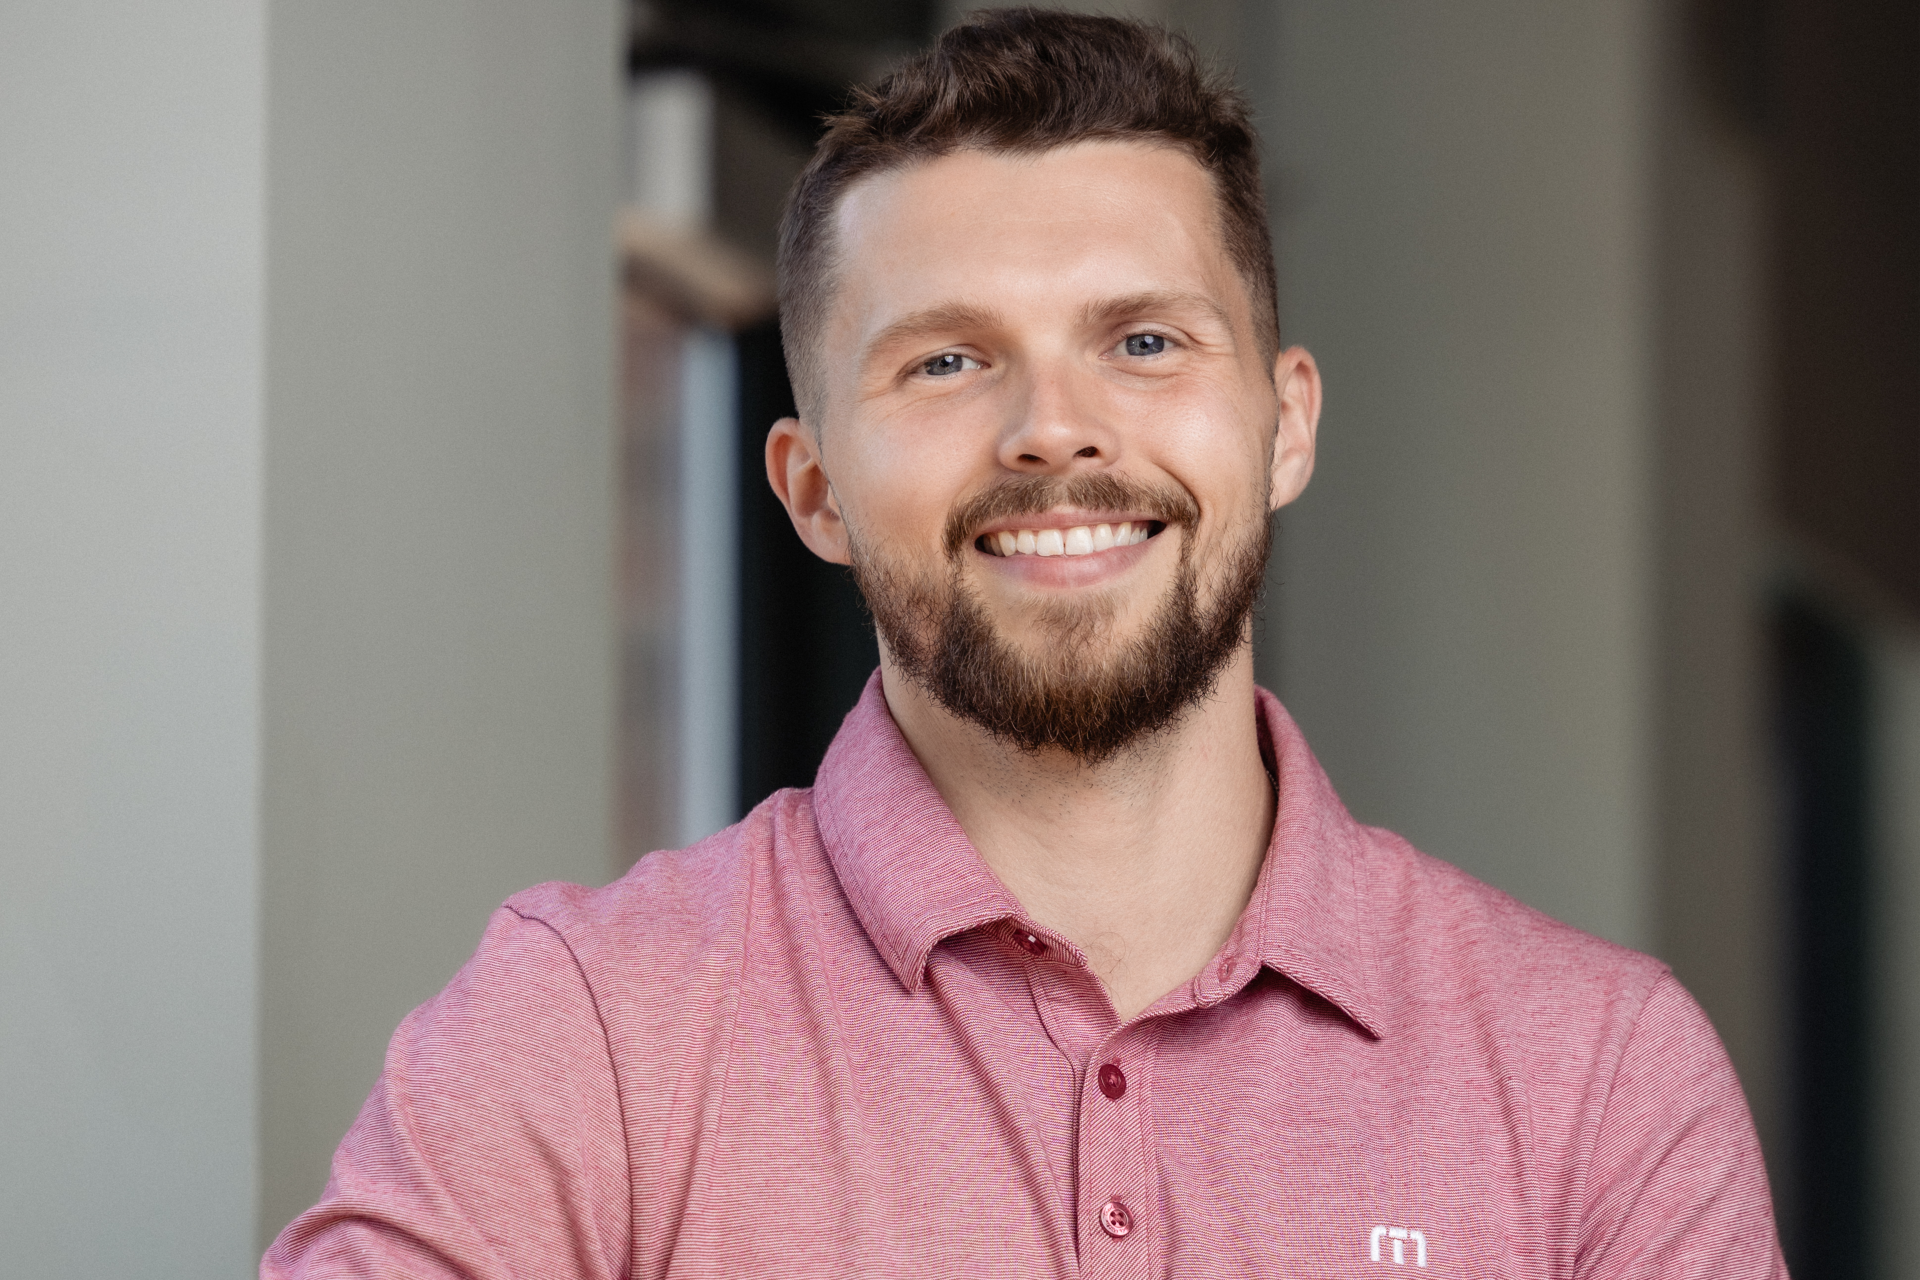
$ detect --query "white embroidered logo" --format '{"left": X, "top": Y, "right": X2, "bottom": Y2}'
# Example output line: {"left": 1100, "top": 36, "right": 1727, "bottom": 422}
{"left": 1369, "top": 1225, "right": 1428, "bottom": 1267}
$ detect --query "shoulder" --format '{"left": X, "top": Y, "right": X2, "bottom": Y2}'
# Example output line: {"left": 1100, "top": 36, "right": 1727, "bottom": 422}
{"left": 501, "top": 787, "right": 819, "bottom": 984}
{"left": 1346, "top": 826, "right": 1782, "bottom": 1256}
{"left": 1356, "top": 822, "right": 1666, "bottom": 1027}
{"left": 1347, "top": 823, "right": 1688, "bottom": 1132}
{"left": 450, "top": 788, "right": 832, "bottom": 1136}
{"left": 1343, "top": 834, "right": 1782, "bottom": 1273}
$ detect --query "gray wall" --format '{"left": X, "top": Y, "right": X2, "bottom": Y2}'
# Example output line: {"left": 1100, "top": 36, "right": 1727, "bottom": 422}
{"left": 259, "top": 0, "right": 622, "bottom": 1245}
{"left": 1263, "top": 1, "right": 1657, "bottom": 950}
{"left": 1255, "top": 1, "right": 1787, "bottom": 1171}
{"left": 1877, "top": 634, "right": 1920, "bottom": 1279}
{"left": 1647, "top": 3, "right": 1783, "bottom": 1173}
{"left": 0, "top": 1, "right": 623, "bottom": 1272}
{"left": 0, "top": 1, "right": 266, "bottom": 1273}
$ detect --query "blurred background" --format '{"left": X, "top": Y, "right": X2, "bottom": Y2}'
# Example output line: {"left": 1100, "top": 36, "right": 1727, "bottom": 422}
{"left": 2, "top": 0, "right": 1915, "bottom": 1274}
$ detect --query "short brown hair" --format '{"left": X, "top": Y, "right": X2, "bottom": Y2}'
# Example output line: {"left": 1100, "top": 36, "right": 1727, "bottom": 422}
{"left": 776, "top": 7, "right": 1278, "bottom": 420}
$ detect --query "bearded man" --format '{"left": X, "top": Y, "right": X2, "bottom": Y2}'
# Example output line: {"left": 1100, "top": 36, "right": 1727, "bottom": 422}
{"left": 266, "top": 10, "right": 1785, "bottom": 1278}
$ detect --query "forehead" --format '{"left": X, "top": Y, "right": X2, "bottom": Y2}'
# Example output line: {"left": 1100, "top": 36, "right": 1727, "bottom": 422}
{"left": 827, "top": 140, "right": 1242, "bottom": 347}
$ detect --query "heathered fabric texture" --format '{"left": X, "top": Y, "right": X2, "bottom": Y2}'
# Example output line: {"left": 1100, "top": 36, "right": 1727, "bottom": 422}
{"left": 265, "top": 677, "right": 1786, "bottom": 1278}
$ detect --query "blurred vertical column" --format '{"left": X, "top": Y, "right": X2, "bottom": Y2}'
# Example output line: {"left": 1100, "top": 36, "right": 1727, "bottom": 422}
{"left": 1876, "top": 633, "right": 1920, "bottom": 1280}
{"left": 8, "top": 0, "right": 633, "bottom": 1266}
{"left": 676, "top": 329, "right": 740, "bottom": 844}
{"left": 620, "top": 65, "right": 775, "bottom": 852}
{"left": 259, "top": 0, "right": 622, "bottom": 1246}
{"left": 1, "top": 3, "right": 267, "bottom": 1273}
{"left": 623, "top": 69, "right": 742, "bottom": 851}
{"left": 623, "top": 1, "right": 933, "bottom": 837}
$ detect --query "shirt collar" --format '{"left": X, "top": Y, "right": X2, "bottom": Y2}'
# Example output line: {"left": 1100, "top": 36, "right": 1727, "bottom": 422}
{"left": 810, "top": 676, "right": 1027, "bottom": 991}
{"left": 810, "top": 674, "right": 1388, "bottom": 1039}
{"left": 1240, "top": 685, "right": 1389, "bottom": 1038}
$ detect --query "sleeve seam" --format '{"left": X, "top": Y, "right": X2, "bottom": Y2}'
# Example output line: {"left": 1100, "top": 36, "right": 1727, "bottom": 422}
{"left": 1569, "top": 961, "right": 1676, "bottom": 1270}
{"left": 503, "top": 902, "right": 636, "bottom": 1280}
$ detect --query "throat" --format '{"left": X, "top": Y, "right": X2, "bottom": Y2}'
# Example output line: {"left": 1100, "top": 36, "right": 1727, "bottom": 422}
{"left": 889, "top": 662, "right": 1275, "bottom": 1022}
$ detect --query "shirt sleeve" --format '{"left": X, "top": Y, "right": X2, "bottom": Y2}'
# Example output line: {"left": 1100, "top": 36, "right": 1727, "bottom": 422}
{"left": 262, "top": 905, "right": 630, "bottom": 1280}
{"left": 1575, "top": 971, "right": 1788, "bottom": 1279}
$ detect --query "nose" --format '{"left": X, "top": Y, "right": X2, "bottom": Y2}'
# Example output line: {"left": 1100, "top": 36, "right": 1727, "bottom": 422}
{"left": 996, "top": 359, "right": 1119, "bottom": 474}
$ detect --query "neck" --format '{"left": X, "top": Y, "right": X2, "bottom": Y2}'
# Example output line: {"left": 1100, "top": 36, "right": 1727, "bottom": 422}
{"left": 879, "top": 648, "right": 1276, "bottom": 1021}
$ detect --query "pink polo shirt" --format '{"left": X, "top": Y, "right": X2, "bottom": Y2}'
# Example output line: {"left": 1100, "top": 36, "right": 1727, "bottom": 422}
{"left": 266, "top": 677, "right": 1786, "bottom": 1278}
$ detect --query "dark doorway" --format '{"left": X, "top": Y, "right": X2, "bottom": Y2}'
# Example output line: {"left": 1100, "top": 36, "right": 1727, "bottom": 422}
{"left": 734, "top": 319, "right": 879, "bottom": 807}
{"left": 1772, "top": 595, "right": 1873, "bottom": 1279}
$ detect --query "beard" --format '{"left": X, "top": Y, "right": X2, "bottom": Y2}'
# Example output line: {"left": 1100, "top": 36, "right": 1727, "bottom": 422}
{"left": 847, "top": 472, "right": 1271, "bottom": 765}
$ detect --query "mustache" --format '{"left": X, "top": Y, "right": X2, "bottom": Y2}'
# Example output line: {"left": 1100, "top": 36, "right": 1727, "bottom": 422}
{"left": 942, "top": 473, "right": 1201, "bottom": 559}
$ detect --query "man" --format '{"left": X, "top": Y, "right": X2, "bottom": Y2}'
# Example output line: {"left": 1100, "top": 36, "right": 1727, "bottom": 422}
{"left": 267, "top": 10, "right": 1785, "bottom": 1277}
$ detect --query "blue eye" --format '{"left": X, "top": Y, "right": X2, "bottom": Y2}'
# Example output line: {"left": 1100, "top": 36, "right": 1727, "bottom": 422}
{"left": 1123, "top": 333, "right": 1167, "bottom": 357}
{"left": 923, "top": 352, "right": 977, "bottom": 377}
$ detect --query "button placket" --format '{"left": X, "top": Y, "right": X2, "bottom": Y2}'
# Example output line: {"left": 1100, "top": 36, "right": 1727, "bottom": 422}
{"left": 1076, "top": 1024, "right": 1161, "bottom": 1277}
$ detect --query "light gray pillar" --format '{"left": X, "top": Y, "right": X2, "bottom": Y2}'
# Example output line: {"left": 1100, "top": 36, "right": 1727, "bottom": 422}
{"left": 6, "top": 3, "right": 629, "bottom": 1268}
{"left": 1875, "top": 633, "right": 1920, "bottom": 1279}
{"left": 675, "top": 329, "right": 741, "bottom": 845}
{"left": 259, "top": 0, "right": 623, "bottom": 1245}
{"left": 0, "top": 2, "right": 267, "bottom": 1274}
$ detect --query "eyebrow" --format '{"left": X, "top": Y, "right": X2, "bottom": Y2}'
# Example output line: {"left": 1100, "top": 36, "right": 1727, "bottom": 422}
{"left": 860, "top": 303, "right": 1009, "bottom": 366}
{"left": 1083, "top": 289, "right": 1234, "bottom": 333}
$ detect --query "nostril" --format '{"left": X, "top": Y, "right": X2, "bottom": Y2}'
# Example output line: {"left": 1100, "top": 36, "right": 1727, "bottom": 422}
{"left": 1075, "top": 446, "right": 1098, "bottom": 458}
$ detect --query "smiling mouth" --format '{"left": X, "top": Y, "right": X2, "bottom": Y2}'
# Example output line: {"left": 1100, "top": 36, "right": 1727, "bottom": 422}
{"left": 975, "top": 520, "right": 1166, "bottom": 558}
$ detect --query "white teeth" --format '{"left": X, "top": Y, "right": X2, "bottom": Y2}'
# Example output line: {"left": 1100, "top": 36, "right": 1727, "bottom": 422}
{"left": 985, "top": 520, "right": 1156, "bottom": 557}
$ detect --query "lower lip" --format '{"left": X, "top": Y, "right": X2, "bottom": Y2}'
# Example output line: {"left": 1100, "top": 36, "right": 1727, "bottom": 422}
{"left": 972, "top": 529, "right": 1167, "bottom": 588}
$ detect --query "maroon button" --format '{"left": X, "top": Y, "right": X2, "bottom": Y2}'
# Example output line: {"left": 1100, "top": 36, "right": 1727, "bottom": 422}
{"left": 1217, "top": 953, "right": 1239, "bottom": 983}
{"left": 1097, "top": 1062, "right": 1127, "bottom": 1099}
{"left": 1099, "top": 1200, "right": 1133, "bottom": 1238}
{"left": 1016, "top": 931, "right": 1049, "bottom": 958}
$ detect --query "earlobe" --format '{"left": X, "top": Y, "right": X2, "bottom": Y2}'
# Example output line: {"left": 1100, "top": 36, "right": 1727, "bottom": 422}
{"left": 765, "top": 417, "right": 852, "bottom": 565}
{"left": 1268, "top": 347, "right": 1322, "bottom": 512}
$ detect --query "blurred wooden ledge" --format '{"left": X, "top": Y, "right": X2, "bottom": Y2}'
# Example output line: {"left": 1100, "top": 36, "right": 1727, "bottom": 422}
{"left": 619, "top": 208, "right": 776, "bottom": 331}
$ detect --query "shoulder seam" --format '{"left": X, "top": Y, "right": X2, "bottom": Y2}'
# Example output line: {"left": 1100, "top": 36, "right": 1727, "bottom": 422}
{"left": 502, "top": 902, "right": 636, "bottom": 1273}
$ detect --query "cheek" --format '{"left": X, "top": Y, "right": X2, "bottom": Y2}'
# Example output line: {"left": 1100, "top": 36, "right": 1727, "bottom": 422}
{"left": 1142, "top": 396, "right": 1273, "bottom": 519}
{"left": 835, "top": 430, "right": 975, "bottom": 555}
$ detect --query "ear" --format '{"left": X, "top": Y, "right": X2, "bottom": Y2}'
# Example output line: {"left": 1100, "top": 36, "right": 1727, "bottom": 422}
{"left": 766, "top": 417, "right": 851, "bottom": 565}
{"left": 1268, "top": 346, "right": 1322, "bottom": 512}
